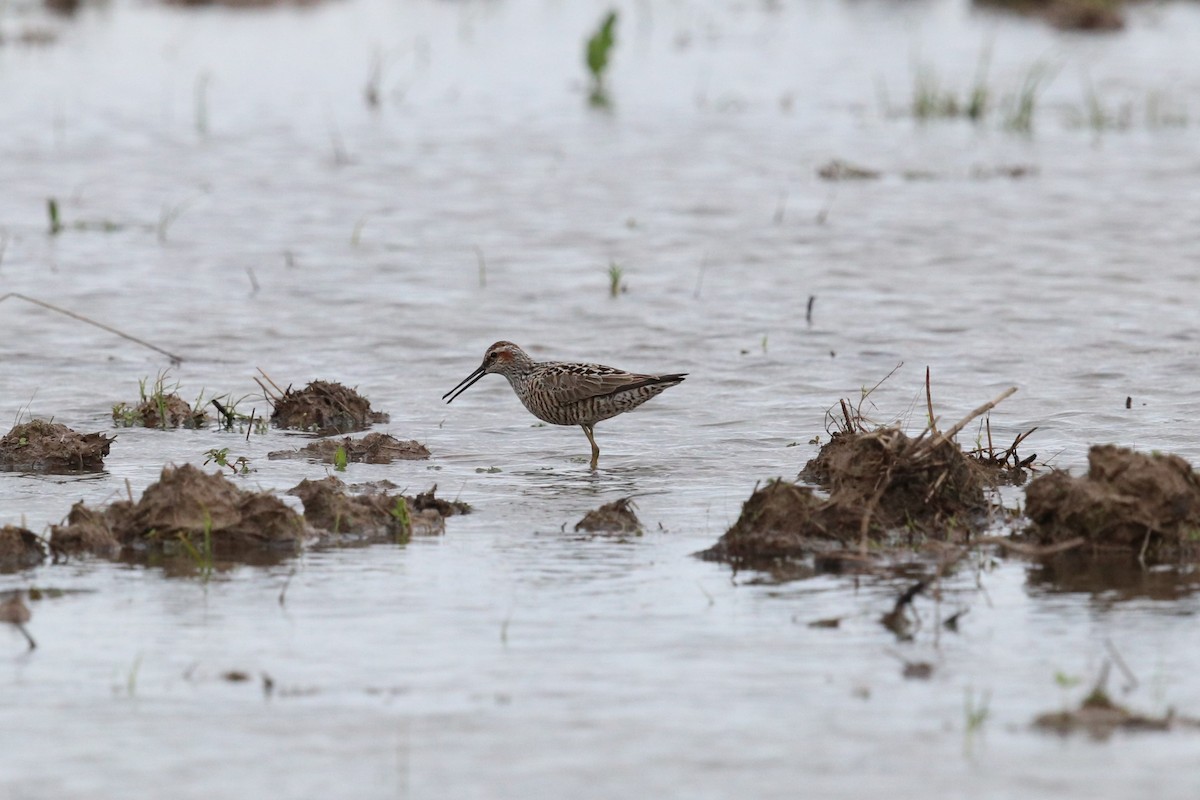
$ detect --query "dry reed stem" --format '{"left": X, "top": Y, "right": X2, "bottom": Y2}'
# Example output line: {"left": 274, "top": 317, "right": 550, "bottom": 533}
{"left": 0, "top": 292, "right": 183, "bottom": 364}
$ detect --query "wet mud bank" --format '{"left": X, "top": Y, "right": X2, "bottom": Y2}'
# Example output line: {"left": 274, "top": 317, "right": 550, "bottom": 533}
{"left": 702, "top": 425, "right": 1000, "bottom": 568}
{"left": 0, "top": 526, "right": 45, "bottom": 571}
{"left": 46, "top": 466, "right": 470, "bottom": 562}
{"left": 0, "top": 420, "right": 113, "bottom": 471}
{"left": 288, "top": 477, "right": 463, "bottom": 544}
{"left": 1022, "top": 445, "right": 1200, "bottom": 561}
{"left": 575, "top": 497, "right": 642, "bottom": 535}
{"left": 268, "top": 432, "right": 430, "bottom": 464}
{"left": 50, "top": 464, "right": 309, "bottom": 560}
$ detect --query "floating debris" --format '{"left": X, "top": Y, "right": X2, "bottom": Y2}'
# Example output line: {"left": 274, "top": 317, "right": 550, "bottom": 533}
{"left": 268, "top": 432, "right": 429, "bottom": 464}
{"left": 0, "top": 526, "right": 45, "bottom": 571}
{"left": 0, "top": 420, "right": 113, "bottom": 472}
{"left": 575, "top": 497, "right": 642, "bottom": 535}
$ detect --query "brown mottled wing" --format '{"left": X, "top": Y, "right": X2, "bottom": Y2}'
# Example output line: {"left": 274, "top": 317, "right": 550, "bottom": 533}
{"left": 535, "top": 363, "right": 677, "bottom": 407}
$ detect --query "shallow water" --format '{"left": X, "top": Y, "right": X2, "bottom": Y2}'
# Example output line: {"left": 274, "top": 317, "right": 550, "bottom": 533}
{"left": 4, "top": 0, "right": 1200, "bottom": 797}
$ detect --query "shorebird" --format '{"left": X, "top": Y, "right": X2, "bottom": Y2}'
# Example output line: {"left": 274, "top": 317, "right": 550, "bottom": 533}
{"left": 443, "top": 341, "right": 686, "bottom": 469}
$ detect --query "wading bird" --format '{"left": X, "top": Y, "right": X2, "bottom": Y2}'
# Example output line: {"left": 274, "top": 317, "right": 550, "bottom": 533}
{"left": 443, "top": 341, "right": 686, "bottom": 470}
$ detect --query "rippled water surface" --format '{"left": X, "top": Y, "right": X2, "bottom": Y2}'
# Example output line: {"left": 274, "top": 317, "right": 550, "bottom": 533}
{"left": 4, "top": 0, "right": 1200, "bottom": 797}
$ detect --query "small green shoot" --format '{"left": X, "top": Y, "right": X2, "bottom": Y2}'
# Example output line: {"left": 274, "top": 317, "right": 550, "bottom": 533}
{"left": 607, "top": 261, "right": 624, "bottom": 297}
{"left": 47, "top": 198, "right": 63, "bottom": 235}
{"left": 963, "top": 688, "right": 990, "bottom": 754}
{"left": 204, "top": 447, "right": 251, "bottom": 475}
{"left": 334, "top": 445, "right": 349, "bottom": 472}
{"left": 177, "top": 510, "right": 215, "bottom": 580}
{"left": 390, "top": 496, "right": 411, "bottom": 541}
{"left": 585, "top": 10, "right": 618, "bottom": 107}
{"left": 1005, "top": 62, "right": 1055, "bottom": 133}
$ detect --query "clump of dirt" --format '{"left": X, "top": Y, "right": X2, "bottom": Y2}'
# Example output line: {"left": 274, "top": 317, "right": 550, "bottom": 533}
{"left": 705, "top": 426, "right": 1005, "bottom": 566}
{"left": 1022, "top": 445, "right": 1200, "bottom": 560}
{"left": 575, "top": 498, "right": 642, "bottom": 535}
{"left": 817, "top": 159, "right": 880, "bottom": 181}
{"left": 0, "top": 526, "right": 45, "bottom": 572}
{"left": 266, "top": 380, "right": 389, "bottom": 434}
{"left": 0, "top": 420, "right": 113, "bottom": 471}
{"left": 112, "top": 393, "right": 207, "bottom": 429}
{"left": 974, "top": 0, "right": 1124, "bottom": 31}
{"left": 700, "top": 479, "right": 862, "bottom": 564}
{"left": 50, "top": 464, "right": 308, "bottom": 558}
{"left": 287, "top": 477, "right": 449, "bottom": 543}
{"left": 410, "top": 484, "right": 471, "bottom": 516}
{"left": 1034, "top": 687, "right": 1196, "bottom": 739}
{"left": 267, "top": 432, "right": 429, "bottom": 464}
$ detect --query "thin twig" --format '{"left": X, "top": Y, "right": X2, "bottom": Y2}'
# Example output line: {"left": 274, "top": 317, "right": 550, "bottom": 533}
{"left": 0, "top": 292, "right": 183, "bottom": 364}
{"left": 924, "top": 387, "right": 1018, "bottom": 452}
{"left": 925, "top": 366, "right": 937, "bottom": 435}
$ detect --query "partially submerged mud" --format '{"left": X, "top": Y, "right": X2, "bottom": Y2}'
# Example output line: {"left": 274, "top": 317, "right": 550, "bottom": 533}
{"left": 0, "top": 526, "right": 45, "bottom": 572}
{"left": 1034, "top": 688, "right": 1196, "bottom": 739}
{"left": 704, "top": 428, "right": 988, "bottom": 566}
{"left": 975, "top": 0, "right": 1125, "bottom": 31}
{"left": 268, "top": 380, "right": 389, "bottom": 434}
{"left": 575, "top": 498, "right": 642, "bottom": 535}
{"left": 50, "top": 464, "right": 308, "bottom": 559}
{"left": 1022, "top": 445, "right": 1200, "bottom": 561}
{"left": 288, "top": 477, "right": 457, "bottom": 544}
{"left": 113, "top": 393, "right": 207, "bottom": 429}
{"left": 0, "top": 420, "right": 113, "bottom": 472}
{"left": 268, "top": 432, "right": 429, "bottom": 464}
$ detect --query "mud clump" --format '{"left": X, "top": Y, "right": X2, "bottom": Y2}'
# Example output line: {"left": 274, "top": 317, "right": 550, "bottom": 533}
{"left": 50, "top": 464, "right": 307, "bottom": 559}
{"left": 288, "top": 477, "right": 453, "bottom": 543}
{"left": 268, "top": 432, "right": 429, "bottom": 464}
{"left": 575, "top": 498, "right": 642, "bottom": 535}
{"left": 0, "top": 526, "right": 45, "bottom": 571}
{"left": 974, "top": 0, "right": 1124, "bottom": 31}
{"left": 0, "top": 420, "right": 113, "bottom": 471}
{"left": 410, "top": 484, "right": 471, "bottom": 517}
{"left": 704, "top": 428, "right": 989, "bottom": 566}
{"left": 113, "top": 393, "right": 207, "bottom": 429}
{"left": 1033, "top": 688, "right": 1194, "bottom": 739}
{"left": 1023, "top": 445, "right": 1200, "bottom": 560}
{"left": 269, "top": 380, "right": 389, "bottom": 434}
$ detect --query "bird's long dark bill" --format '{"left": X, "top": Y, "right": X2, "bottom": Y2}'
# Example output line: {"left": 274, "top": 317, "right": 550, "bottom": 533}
{"left": 442, "top": 365, "right": 487, "bottom": 403}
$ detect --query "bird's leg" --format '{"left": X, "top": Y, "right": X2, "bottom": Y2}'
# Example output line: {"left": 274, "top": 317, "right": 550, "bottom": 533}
{"left": 581, "top": 424, "right": 600, "bottom": 470}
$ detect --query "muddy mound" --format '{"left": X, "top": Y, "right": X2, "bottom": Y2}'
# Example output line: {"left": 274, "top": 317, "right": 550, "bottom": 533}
{"left": 700, "top": 480, "right": 860, "bottom": 564}
{"left": 704, "top": 429, "right": 989, "bottom": 566}
{"left": 975, "top": 0, "right": 1124, "bottom": 32}
{"left": 1023, "top": 445, "right": 1200, "bottom": 560}
{"left": 267, "top": 380, "right": 389, "bottom": 434}
{"left": 1034, "top": 686, "right": 1195, "bottom": 739}
{"left": 0, "top": 420, "right": 113, "bottom": 471}
{"left": 801, "top": 429, "right": 987, "bottom": 526}
{"left": 0, "top": 526, "right": 45, "bottom": 571}
{"left": 50, "top": 464, "right": 307, "bottom": 558}
{"left": 575, "top": 498, "right": 641, "bottom": 535}
{"left": 288, "top": 477, "right": 448, "bottom": 543}
{"left": 113, "top": 393, "right": 207, "bottom": 429}
{"left": 268, "top": 432, "right": 429, "bottom": 464}
{"left": 411, "top": 484, "right": 471, "bottom": 516}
